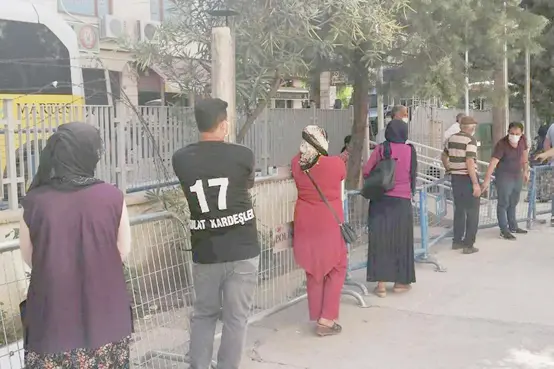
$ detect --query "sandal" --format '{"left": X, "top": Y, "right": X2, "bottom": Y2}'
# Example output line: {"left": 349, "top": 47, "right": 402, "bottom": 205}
{"left": 373, "top": 286, "right": 387, "bottom": 298}
{"left": 393, "top": 284, "right": 412, "bottom": 293}
{"left": 316, "top": 322, "right": 342, "bottom": 337}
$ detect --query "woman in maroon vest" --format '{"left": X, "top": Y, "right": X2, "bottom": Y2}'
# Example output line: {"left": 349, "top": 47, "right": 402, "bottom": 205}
{"left": 19, "top": 122, "right": 132, "bottom": 368}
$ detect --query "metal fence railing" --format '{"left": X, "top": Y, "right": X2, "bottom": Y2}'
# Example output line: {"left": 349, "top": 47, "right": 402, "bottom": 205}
{"left": 343, "top": 183, "right": 448, "bottom": 278}
{"left": 0, "top": 176, "right": 309, "bottom": 369}
{"left": 413, "top": 171, "right": 535, "bottom": 256}
{"left": 0, "top": 99, "right": 354, "bottom": 210}
{"left": 527, "top": 165, "right": 553, "bottom": 228}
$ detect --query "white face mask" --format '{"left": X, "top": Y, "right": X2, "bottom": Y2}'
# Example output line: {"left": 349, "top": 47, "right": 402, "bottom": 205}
{"left": 509, "top": 134, "right": 521, "bottom": 145}
{"left": 402, "top": 117, "right": 409, "bottom": 123}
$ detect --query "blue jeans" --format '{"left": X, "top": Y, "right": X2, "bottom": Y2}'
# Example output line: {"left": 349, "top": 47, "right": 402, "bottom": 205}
{"left": 496, "top": 176, "right": 523, "bottom": 232}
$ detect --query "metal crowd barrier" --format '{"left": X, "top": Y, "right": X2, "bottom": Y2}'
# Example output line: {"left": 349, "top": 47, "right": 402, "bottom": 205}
{"left": 410, "top": 171, "right": 535, "bottom": 262}
{"left": 527, "top": 165, "right": 553, "bottom": 228}
{"left": 343, "top": 184, "right": 447, "bottom": 279}
{"left": 0, "top": 176, "right": 309, "bottom": 369}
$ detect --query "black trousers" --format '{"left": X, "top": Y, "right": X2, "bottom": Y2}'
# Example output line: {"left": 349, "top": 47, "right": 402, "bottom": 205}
{"left": 451, "top": 174, "right": 480, "bottom": 247}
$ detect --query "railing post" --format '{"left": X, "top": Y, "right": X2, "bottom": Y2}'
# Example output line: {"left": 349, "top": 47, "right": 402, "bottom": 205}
{"left": 3, "top": 99, "right": 19, "bottom": 210}
{"left": 115, "top": 103, "right": 127, "bottom": 192}
{"left": 262, "top": 108, "right": 269, "bottom": 176}
{"left": 419, "top": 188, "right": 429, "bottom": 258}
{"left": 526, "top": 167, "right": 536, "bottom": 229}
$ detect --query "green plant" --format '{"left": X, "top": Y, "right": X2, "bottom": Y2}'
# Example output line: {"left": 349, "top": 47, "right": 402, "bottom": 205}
{"left": 0, "top": 302, "right": 23, "bottom": 347}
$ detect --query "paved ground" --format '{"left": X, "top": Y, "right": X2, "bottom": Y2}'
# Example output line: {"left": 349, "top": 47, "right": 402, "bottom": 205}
{"left": 235, "top": 222, "right": 554, "bottom": 369}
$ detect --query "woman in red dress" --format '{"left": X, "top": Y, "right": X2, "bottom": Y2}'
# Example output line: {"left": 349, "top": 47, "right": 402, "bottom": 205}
{"left": 291, "top": 125, "right": 347, "bottom": 336}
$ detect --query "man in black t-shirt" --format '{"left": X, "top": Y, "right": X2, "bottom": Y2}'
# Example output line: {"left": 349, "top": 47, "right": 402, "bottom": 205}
{"left": 172, "top": 98, "right": 259, "bottom": 369}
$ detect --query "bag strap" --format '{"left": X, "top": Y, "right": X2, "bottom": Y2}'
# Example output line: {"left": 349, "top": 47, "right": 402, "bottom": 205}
{"left": 305, "top": 170, "right": 342, "bottom": 225}
{"left": 382, "top": 141, "right": 392, "bottom": 159}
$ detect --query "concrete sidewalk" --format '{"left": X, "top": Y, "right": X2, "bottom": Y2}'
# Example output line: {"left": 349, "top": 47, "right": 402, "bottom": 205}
{"left": 238, "top": 224, "right": 554, "bottom": 369}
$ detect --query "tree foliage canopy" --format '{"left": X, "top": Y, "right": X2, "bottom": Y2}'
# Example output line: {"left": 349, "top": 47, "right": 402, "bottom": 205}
{"left": 382, "top": 0, "right": 546, "bottom": 104}
{"left": 134, "top": 0, "right": 412, "bottom": 141}
{"left": 511, "top": 0, "right": 554, "bottom": 121}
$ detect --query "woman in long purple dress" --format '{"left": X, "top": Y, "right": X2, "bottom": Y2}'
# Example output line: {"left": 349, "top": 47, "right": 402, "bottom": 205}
{"left": 19, "top": 122, "right": 133, "bottom": 368}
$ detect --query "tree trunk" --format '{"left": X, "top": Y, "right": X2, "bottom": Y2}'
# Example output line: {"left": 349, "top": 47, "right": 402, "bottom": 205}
{"left": 310, "top": 68, "right": 321, "bottom": 108}
{"left": 492, "top": 67, "right": 506, "bottom": 146}
{"left": 345, "top": 59, "right": 369, "bottom": 190}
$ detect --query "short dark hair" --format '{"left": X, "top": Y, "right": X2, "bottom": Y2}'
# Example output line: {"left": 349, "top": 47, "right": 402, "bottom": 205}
{"left": 508, "top": 122, "right": 524, "bottom": 132}
{"left": 391, "top": 105, "right": 406, "bottom": 119}
{"left": 456, "top": 113, "right": 465, "bottom": 122}
{"left": 194, "top": 98, "right": 228, "bottom": 132}
{"left": 344, "top": 135, "right": 351, "bottom": 145}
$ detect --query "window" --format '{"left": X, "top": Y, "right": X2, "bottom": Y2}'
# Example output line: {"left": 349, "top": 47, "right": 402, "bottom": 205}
{"left": 58, "top": 0, "right": 111, "bottom": 17}
{"left": 150, "top": 0, "right": 176, "bottom": 21}
{"left": 82, "top": 69, "right": 121, "bottom": 105}
{"left": 274, "top": 100, "right": 286, "bottom": 109}
{"left": 0, "top": 21, "right": 72, "bottom": 96}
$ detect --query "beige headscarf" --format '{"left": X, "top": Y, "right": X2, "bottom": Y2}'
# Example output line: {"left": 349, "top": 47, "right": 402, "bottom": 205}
{"left": 299, "top": 125, "right": 329, "bottom": 171}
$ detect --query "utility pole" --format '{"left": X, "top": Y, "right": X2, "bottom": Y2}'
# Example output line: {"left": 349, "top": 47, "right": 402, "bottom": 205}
{"left": 464, "top": 49, "right": 470, "bottom": 116}
{"left": 524, "top": 46, "right": 531, "bottom": 146}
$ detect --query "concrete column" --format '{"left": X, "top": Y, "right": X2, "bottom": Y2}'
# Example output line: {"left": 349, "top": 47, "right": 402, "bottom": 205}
{"left": 211, "top": 27, "right": 236, "bottom": 142}
{"left": 319, "top": 72, "right": 331, "bottom": 109}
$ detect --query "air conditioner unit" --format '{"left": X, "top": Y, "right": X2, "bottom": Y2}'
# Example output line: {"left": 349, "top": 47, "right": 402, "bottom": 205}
{"left": 100, "top": 15, "right": 127, "bottom": 39}
{"left": 137, "top": 20, "right": 161, "bottom": 42}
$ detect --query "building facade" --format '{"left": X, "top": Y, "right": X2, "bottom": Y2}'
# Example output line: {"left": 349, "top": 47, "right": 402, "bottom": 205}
{"left": 30, "top": 0, "right": 180, "bottom": 106}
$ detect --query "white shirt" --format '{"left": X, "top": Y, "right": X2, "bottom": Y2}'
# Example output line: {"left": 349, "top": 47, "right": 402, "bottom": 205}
{"left": 376, "top": 128, "right": 386, "bottom": 144}
{"left": 443, "top": 123, "right": 461, "bottom": 145}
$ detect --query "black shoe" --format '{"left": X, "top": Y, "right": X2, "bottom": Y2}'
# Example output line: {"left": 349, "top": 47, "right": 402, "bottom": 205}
{"left": 463, "top": 246, "right": 479, "bottom": 254}
{"left": 551, "top": 216, "right": 554, "bottom": 227}
{"left": 452, "top": 242, "right": 464, "bottom": 250}
{"left": 510, "top": 228, "right": 528, "bottom": 234}
{"left": 500, "top": 230, "right": 516, "bottom": 240}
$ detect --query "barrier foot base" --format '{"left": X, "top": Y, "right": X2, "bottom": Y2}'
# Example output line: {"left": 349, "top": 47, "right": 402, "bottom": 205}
{"left": 341, "top": 289, "right": 369, "bottom": 308}
{"left": 416, "top": 254, "right": 447, "bottom": 272}
{"left": 344, "top": 278, "right": 370, "bottom": 296}
{"left": 140, "top": 351, "right": 217, "bottom": 368}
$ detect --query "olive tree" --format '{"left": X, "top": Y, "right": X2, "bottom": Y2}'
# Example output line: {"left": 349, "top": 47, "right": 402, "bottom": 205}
{"left": 135, "top": 0, "right": 331, "bottom": 143}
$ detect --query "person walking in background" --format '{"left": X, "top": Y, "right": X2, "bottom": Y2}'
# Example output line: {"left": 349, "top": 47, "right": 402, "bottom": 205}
{"left": 481, "top": 122, "right": 529, "bottom": 240}
{"left": 540, "top": 122, "right": 554, "bottom": 225}
{"left": 441, "top": 116, "right": 481, "bottom": 254}
{"left": 375, "top": 106, "right": 407, "bottom": 144}
{"left": 172, "top": 98, "right": 259, "bottom": 369}
{"left": 528, "top": 124, "right": 552, "bottom": 202}
{"left": 20, "top": 122, "right": 133, "bottom": 368}
{"left": 339, "top": 135, "right": 351, "bottom": 165}
{"left": 443, "top": 113, "right": 465, "bottom": 145}
{"left": 291, "top": 125, "right": 347, "bottom": 336}
{"left": 363, "top": 119, "right": 417, "bottom": 298}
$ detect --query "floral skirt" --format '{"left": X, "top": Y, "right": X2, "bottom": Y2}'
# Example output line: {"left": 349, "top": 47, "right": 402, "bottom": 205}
{"left": 25, "top": 337, "right": 130, "bottom": 369}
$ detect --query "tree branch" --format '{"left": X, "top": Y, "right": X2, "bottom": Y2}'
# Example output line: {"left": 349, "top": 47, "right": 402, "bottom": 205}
{"left": 236, "top": 71, "right": 283, "bottom": 143}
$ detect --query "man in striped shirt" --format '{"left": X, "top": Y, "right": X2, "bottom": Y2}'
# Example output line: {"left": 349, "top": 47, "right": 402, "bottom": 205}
{"left": 441, "top": 116, "right": 481, "bottom": 254}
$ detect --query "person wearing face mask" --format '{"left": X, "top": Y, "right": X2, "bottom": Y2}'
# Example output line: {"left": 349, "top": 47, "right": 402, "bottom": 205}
{"left": 375, "top": 105, "right": 408, "bottom": 144}
{"left": 442, "top": 116, "right": 481, "bottom": 254}
{"left": 481, "top": 122, "right": 529, "bottom": 240}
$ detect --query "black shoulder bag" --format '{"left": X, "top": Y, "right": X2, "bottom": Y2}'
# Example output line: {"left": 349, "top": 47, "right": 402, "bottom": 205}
{"left": 361, "top": 141, "right": 396, "bottom": 200}
{"left": 305, "top": 171, "right": 358, "bottom": 244}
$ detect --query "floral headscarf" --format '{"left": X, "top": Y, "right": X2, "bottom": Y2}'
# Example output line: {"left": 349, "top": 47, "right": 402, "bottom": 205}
{"left": 299, "top": 125, "right": 329, "bottom": 171}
